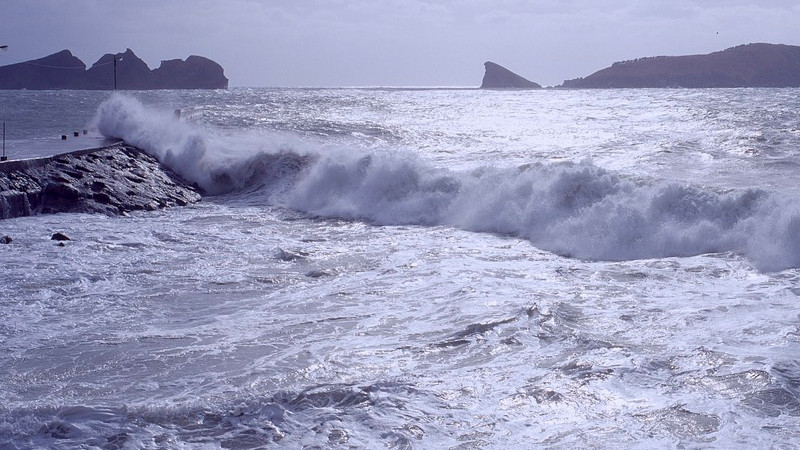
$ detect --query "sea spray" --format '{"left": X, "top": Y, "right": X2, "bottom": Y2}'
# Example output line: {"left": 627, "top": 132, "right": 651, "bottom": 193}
{"left": 6, "top": 88, "right": 800, "bottom": 448}
{"left": 285, "top": 152, "right": 783, "bottom": 267}
{"left": 92, "top": 94, "right": 800, "bottom": 271}
{"left": 92, "top": 93, "right": 310, "bottom": 194}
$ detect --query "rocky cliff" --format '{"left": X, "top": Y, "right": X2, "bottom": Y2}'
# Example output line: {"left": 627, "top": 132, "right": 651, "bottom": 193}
{"left": 0, "top": 50, "right": 86, "bottom": 89}
{"left": 480, "top": 62, "right": 541, "bottom": 89}
{"left": 0, "top": 144, "right": 200, "bottom": 219}
{"left": 561, "top": 43, "right": 800, "bottom": 88}
{"left": 153, "top": 55, "right": 229, "bottom": 89}
{"left": 0, "top": 49, "right": 228, "bottom": 90}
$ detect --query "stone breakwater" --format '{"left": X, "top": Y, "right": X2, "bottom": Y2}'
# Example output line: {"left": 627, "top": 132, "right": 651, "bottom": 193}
{"left": 0, "top": 144, "right": 201, "bottom": 220}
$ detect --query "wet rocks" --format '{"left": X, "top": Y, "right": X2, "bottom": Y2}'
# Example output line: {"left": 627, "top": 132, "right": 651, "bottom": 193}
{"left": 50, "top": 232, "right": 71, "bottom": 241}
{"left": 0, "top": 235, "right": 11, "bottom": 244}
{"left": 0, "top": 144, "right": 201, "bottom": 219}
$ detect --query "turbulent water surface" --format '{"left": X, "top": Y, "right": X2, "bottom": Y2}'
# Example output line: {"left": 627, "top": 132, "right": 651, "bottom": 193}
{"left": 1, "top": 88, "right": 800, "bottom": 448}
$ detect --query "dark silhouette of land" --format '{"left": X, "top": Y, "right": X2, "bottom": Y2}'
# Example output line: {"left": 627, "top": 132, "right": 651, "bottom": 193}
{"left": 561, "top": 43, "right": 800, "bottom": 88}
{"left": 0, "top": 49, "right": 228, "bottom": 90}
{"left": 480, "top": 61, "right": 541, "bottom": 89}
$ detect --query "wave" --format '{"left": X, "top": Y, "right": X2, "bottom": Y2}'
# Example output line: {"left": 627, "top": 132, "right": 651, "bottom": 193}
{"left": 93, "top": 94, "right": 800, "bottom": 271}
{"left": 0, "top": 379, "right": 439, "bottom": 448}
{"left": 93, "top": 94, "right": 312, "bottom": 195}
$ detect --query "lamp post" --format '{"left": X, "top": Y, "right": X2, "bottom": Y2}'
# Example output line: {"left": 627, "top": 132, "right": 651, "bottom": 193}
{"left": 112, "top": 54, "right": 125, "bottom": 90}
{"left": 1, "top": 45, "right": 7, "bottom": 161}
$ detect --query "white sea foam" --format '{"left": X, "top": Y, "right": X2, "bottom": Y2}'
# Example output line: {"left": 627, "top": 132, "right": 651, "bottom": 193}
{"left": 94, "top": 94, "right": 800, "bottom": 270}
{"left": 287, "top": 151, "right": 800, "bottom": 271}
{"left": 5, "top": 89, "right": 800, "bottom": 448}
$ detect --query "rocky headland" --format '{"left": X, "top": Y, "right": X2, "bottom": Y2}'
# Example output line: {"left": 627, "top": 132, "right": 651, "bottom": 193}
{"left": 0, "top": 144, "right": 200, "bottom": 219}
{"left": 561, "top": 43, "right": 800, "bottom": 88}
{"left": 0, "top": 49, "right": 228, "bottom": 90}
{"left": 480, "top": 61, "right": 541, "bottom": 89}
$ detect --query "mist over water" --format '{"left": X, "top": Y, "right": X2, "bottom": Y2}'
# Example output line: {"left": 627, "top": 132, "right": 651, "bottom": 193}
{"left": 2, "top": 88, "right": 800, "bottom": 448}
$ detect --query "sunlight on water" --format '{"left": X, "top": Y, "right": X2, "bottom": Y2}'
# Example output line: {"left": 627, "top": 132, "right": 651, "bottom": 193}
{"left": 2, "top": 88, "right": 800, "bottom": 448}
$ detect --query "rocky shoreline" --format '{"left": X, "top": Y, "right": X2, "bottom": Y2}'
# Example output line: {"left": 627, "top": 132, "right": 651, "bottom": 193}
{"left": 0, "top": 144, "right": 201, "bottom": 220}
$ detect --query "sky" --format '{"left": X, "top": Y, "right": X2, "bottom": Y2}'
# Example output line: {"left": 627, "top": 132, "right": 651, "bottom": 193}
{"left": 2, "top": 0, "right": 800, "bottom": 87}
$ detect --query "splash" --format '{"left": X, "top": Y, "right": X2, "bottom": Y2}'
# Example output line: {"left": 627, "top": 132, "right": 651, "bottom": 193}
{"left": 92, "top": 94, "right": 800, "bottom": 271}
{"left": 92, "top": 93, "right": 309, "bottom": 194}
{"left": 286, "top": 152, "right": 800, "bottom": 270}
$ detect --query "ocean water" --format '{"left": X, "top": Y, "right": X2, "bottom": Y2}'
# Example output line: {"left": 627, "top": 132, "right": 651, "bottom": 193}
{"left": 1, "top": 87, "right": 800, "bottom": 449}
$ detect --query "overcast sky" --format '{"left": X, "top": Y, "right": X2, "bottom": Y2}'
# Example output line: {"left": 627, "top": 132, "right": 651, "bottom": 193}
{"left": 2, "top": 0, "right": 800, "bottom": 87}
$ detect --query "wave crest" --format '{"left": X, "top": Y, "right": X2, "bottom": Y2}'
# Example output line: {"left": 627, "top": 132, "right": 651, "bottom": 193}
{"left": 93, "top": 94, "right": 800, "bottom": 271}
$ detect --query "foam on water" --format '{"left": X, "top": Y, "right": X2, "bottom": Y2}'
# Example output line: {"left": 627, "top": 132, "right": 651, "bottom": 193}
{"left": 94, "top": 94, "right": 800, "bottom": 271}
{"left": 4, "top": 89, "right": 798, "bottom": 448}
{"left": 2, "top": 203, "right": 798, "bottom": 448}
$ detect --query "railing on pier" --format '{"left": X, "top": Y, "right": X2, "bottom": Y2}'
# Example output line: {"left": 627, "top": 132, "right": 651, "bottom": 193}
{"left": 174, "top": 107, "right": 204, "bottom": 123}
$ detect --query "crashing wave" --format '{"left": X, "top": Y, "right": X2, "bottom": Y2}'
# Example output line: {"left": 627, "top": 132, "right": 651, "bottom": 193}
{"left": 93, "top": 94, "right": 800, "bottom": 271}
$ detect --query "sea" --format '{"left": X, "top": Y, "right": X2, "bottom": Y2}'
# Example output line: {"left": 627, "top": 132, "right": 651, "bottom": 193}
{"left": 1, "top": 87, "right": 800, "bottom": 449}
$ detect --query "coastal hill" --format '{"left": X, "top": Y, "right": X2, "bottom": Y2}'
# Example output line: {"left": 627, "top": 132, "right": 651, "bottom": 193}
{"left": 0, "top": 49, "right": 228, "bottom": 90}
{"left": 561, "top": 43, "right": 800, "bottom": 88}
{"left": 480, "top": 61, "right": 541, "bottom": 89}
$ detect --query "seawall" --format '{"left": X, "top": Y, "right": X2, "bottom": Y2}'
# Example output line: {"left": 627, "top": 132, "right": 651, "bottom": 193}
{"left": 0, "top": 143, "right": 201, "bottom": 220}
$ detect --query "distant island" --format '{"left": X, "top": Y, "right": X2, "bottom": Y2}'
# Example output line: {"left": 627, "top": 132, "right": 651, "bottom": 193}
{"left": 0, "top": 49, "right": 228, "bottom": 90}
{"left": 480, "top": 62, "right": 541, "bottom": 89}
{"left": 561, "top": 43, "right": 800, "bottom": 88}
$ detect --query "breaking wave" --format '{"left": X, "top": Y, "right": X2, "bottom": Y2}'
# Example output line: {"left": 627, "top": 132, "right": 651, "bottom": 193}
{"left": 93, "top": 94, "right": 800, "bottom": 271}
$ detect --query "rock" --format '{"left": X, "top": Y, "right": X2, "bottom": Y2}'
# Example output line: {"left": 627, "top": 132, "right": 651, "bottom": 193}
{"left": 561, "top": 43, "right": 800, "bottom": 88}
{"left": 92, "top": 192, "right": 113, "bottom": 204}
{"left": 0, "top": 144, "right": 201, "bottom": 220}
{"left": 51, "top": 232, "right": 71, "bottom": 241}
{"left": 275, "top": 248, "right": 308, "bottom": 262}
{"left": 1, "top": 235, "right": 11, "bottom": 244}
{"left": 0, "top": 48, "right": 228, "bottom": 90}
{"left": 306, "top": 269, "right": 335, "bottom": 278}
{"left": 44, "top": 181, "right": 82, "bottom": 199}
{"left": 480, "top": 61, "right": 542, "bottom": 89}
